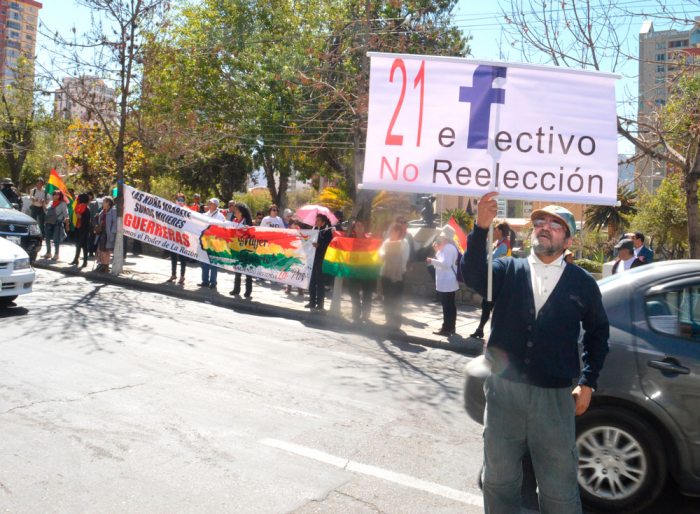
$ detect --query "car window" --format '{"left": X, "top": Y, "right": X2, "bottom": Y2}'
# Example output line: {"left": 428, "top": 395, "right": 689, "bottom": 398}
{"left": 646, "top": 285, "right": 700, "bottom": 341}
{"left": 0, "top": 190, "right": 12, "bottom": 208}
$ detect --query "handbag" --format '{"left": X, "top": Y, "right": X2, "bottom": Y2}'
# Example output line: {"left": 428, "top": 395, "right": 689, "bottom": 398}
{"left": 94, "top": 224, "right": 103, "bottom": 234}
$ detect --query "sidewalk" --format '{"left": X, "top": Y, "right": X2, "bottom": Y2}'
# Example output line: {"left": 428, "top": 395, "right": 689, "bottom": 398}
{"left": 33, "top": 243, "right": 487, "bottom": 355}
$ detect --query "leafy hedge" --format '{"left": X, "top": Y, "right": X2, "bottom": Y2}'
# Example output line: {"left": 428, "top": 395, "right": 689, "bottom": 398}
{"left": 575, "top": 258, "right": 603, "bottom": 274}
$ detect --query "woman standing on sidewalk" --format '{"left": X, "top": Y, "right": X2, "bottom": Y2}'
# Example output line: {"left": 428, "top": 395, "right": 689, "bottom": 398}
{"left": 42, "top": 191, "right": 69, "bottom": 261}
{"left": 198, "top": 198, "right": 225, "bottom": 289}
{"left": 378, "top": 222, "right": 410, "bottom": 330}
{"left": 70, "top": 193, "right": 91, "bottom": 268}
{"left": 347, "top": 219, "right": 376, "bottom": 323}
{"left": 426, "top": 226, "right": 459, "bottom": 337}
{"left": 168, "top": 194, "right": 190, "bottom": 284}
{"left": 95, "top": 196, "right": 117, "bottom": 272}
{"left": 229, "top": 202, "right": 254, "bottom": 299}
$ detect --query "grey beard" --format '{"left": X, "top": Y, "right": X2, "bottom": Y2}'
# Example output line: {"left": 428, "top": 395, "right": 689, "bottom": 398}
{"left": 531, "top": 234, "right": 563, "bottom": 257}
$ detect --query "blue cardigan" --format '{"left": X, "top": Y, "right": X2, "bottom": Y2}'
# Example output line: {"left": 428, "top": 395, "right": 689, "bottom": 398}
{"left": 463, "top": 226, "right": 609, "bottom": 389}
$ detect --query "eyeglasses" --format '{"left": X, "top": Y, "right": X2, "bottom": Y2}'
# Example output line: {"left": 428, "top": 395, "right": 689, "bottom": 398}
{"left": 533, "top": 218, "right": 565, "bottom": 231}
{"left": 270, "top": 208, "right": 278, "bottom": 212}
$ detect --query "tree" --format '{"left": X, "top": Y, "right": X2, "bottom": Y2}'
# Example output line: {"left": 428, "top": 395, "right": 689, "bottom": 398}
{"left": 294, "top": 0, "right": 470, "bottom": 221}
{"left": 633, "top": 172, "right": 687, "bottom": 259}
{"left": 0, "top": 57, "right": 41, "bottom": 188}
{"left": 63, "top": 119, "right": 145, "bottom": 194}
{"left": 41, "top": 0, "right": 169, "bottom": 274}
{"left": 500, "top": 1, "right": 700, "bottom": 257}
{"left": 584, "top": 185, "right": 637, "bottom": 239}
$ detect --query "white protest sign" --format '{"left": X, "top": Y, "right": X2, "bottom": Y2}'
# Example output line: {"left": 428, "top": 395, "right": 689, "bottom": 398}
{"left": 122, "top": 185, "right": 316, "bottom": 287}
{"left": 363, "top": 52, "right": 619, "bottom": 205}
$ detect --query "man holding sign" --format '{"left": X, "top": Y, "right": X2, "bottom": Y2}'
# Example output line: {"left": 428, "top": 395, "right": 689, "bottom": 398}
{"left": 464, "top": 192, "right": 609, "bottom": 513}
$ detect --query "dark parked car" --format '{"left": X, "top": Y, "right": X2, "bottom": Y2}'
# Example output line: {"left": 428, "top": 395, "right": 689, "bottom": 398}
{"left": 0, "top": 190, "right": 42, "bottom": 262}
{"left": 463, "top": 260, "right": 700, "bottom": 512}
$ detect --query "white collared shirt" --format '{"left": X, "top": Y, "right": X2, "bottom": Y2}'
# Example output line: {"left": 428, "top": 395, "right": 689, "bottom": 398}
{"left": 614, "top": 256, "right": 637, "bottom": 274}
{"left": 527, "top": 250, "right": 567, "bottom": 316}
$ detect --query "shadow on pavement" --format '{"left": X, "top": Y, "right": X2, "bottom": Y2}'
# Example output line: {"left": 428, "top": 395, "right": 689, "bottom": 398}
{"left": 0, "top": 305, "right": 29, "bottom": 318}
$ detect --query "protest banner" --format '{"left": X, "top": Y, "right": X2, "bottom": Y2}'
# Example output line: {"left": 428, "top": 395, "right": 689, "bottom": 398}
{"left": 122, "top": 185, "right": 316, "bottom": 288}
{"left": 363, "top": 52, "right": 619, "bottom": 205}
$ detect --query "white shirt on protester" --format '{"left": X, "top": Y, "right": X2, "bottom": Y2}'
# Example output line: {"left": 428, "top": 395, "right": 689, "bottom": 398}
{"left": 260, "top": 215, "right": 285, "bottom": 228}
{"left": 527, "top": 250, "right": 567, "bottom": 316}
{"left": 428, "top": 243, "right": 459, "bottom": 293}
{"left": 30, "top": 187, "right": 47, "bottom": 208}
{"left": 613, "top": 256, "right": 637, "bottom": 274}
{"left": 205, "top": 208, "right": 225, "bottom": 221}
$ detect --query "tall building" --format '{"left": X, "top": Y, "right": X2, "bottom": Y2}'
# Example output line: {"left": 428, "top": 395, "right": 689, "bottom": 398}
{"left": 54, "top": 76, "right": 117, "bottom": 124}
{"left": 637, "top": 17, "right": 700, "bottom": 192}
{"left": 0, "top": 0, "right": 41, "bottom": 83}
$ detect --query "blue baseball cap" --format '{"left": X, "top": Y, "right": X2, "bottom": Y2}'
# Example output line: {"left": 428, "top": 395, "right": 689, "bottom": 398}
{"left": 530, "top": 205, "right": 576, "bottom": 237}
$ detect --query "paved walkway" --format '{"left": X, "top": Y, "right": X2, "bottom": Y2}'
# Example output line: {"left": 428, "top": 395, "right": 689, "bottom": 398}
{"left": 33, "top": 243, "right": 487, "bottom": 354}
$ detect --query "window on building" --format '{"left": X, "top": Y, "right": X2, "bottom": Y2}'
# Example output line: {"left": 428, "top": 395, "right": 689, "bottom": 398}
{"left": 10, "top": 2, "right": 20, "bottom": 9}
{"left": 11, "top": 11, "right": 20, "bottom": 20}
{"left": 6, "top": 40, "right": 20, "bottom": 49}
{"left": 655, "top": 76, "right": 665, "bottom": 84}
{"left": 668, "top": 39, "right": 689, "bottom": 48}
{"left": 656, "top": 53, "right": 666, "bottom": 61}
{"left": 656, "top": 42, "right": 665, "bottom": 50}
{"left": 656, "top": 65, "right": 665, "bottom": 73}
{"left": 9, "top": 31, "right": 19, "bottom": 39}
{"left": 7, "top": 21, "right": 20, "bottom": 30}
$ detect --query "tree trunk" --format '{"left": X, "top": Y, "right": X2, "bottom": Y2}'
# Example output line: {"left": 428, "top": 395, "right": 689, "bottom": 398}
{"left": 278, "top": 170, "right": 289, "bottom": 210}
{"left": 262, "top": 153, "right": 279, "bottom": 206}
{"left": 607, "top": 221, "right": 616, "bottom": 241}
{"left": 686, "top": 167, "right": 699, "bottom": 259}
{"left": 350, "top": 121, "right": 375, "bottom": 222}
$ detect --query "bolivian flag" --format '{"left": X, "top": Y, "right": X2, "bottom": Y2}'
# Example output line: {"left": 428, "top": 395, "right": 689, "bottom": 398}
{"left": 45, "top": 168, "right": 76, "bottom": 225}
{"left": 323, "top": 236, "right": 382, "bottom": 280}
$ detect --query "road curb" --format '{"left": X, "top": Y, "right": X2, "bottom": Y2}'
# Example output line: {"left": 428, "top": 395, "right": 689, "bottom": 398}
{"left": 34, "top": 261, "right": 483, "bottom": 356}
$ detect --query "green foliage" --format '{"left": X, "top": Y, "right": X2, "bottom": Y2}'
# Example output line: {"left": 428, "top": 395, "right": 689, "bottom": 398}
{"left": 147, "top": 0, "right": 470, "bottom": 214}
{"left": 583, "top": 185, "right": 637, "bottom": 239}
{"left": 440, "top": 208, "right": 474, "bottom": 233}
{"left": 578, "top": 227, "right": 612, "bottom": 262}
{"left": 574, "top": 259, "right": 603, "bottom": 274}
{"left": 232, "top": 189, "right": 272, "bottom": 217}
{"left": 317, "top": 186, "right": 352, "bottom": 214}
{"left": 286, "top": 188, "right": 318, "bottom": 210}
{"left": 148, "top": 174, "right": 185, "bottom": 201}
{"left": 631, "top": 172, "right": 688, "bottom": 259}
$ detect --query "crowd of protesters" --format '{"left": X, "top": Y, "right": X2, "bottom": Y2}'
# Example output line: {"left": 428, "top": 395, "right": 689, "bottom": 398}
{"left": 10, "top": 177, "right": 627, "bottom": 338}
{"left": 9, "top": 178, "right": 429, "bottom": 329}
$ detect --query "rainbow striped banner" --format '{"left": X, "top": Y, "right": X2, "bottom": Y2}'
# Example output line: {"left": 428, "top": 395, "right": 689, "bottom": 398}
{"left": 323, "top": 236, "right": 382, "bottom": 280}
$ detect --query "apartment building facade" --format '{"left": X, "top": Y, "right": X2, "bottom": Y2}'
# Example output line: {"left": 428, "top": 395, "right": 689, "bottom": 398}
{"left": 0, "top": 0, "right": 41, "bottom": 83}
{"left": 54, "top": 76, "right": 117, "bottom": 124}
{"left": 637, "top": 16, "right": 700, "bottom": 192}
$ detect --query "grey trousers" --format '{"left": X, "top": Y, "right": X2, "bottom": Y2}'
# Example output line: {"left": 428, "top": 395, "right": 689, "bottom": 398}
{"left": 483, "top": 374, "right": 582, "bottom": 514}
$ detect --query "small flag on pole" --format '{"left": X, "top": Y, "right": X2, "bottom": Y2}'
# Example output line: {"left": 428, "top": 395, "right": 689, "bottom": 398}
{"left": 447, "top": 216, "right": 467, "bottom": 254}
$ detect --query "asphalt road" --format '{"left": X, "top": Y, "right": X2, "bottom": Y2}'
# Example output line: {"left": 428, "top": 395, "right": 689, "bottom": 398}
{"left": 2, "top": 270, "right": 698, "bottom": 513}
{"left": 1, "top": 270, "right": 483, "bottom": 513}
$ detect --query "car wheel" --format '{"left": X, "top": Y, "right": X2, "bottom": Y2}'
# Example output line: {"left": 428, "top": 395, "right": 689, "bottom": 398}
{"left": 576, "top": 407, "right": 666, "bottom": 513}
{"left": 0, "top": 295, "right": 18, "bottom": 307}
